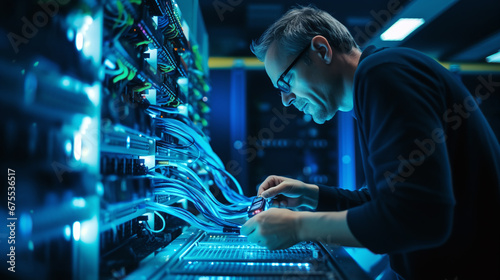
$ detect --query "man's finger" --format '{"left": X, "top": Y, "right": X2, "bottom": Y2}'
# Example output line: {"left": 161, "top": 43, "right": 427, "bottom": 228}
{"left": 246, "top": 231, "right": 259, "bottom": 244}
{"left": 240, "top": 217, "right": 257, "bottom": 236}
{"left": 261, "top": 182, "right": 289, "bottom": 198}
{"left": 257, "top": 175, "right": 287, "bottom": 196}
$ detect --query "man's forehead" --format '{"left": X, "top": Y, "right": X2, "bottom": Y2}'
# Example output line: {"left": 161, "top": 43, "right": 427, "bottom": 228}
{"left": 264, "top": 41, "right": 289, "bottom": 88}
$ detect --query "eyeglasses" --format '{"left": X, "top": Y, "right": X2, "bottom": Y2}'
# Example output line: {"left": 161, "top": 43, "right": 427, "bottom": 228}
{"left": 277, "top": 46, "right": 309, "bottom": 94}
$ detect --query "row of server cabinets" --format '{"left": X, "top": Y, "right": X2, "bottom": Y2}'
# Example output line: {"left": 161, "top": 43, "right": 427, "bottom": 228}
{"left": 0, "top": 0, "right": 370, "bottom": 279}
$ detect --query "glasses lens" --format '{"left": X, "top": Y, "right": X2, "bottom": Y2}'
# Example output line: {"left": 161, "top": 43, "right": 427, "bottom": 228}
{"left": 277, "top": 79, "right": 290, "bottom": 94}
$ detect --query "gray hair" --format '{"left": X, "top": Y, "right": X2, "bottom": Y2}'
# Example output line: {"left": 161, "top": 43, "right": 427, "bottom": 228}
{"left": 251, "top": 5, "right": 359, "bottom": 62}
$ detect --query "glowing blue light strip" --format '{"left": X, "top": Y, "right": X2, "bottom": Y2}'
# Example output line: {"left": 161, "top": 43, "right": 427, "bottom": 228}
{"left": 186, "top": 261, "right": 310, "bottom": 268}
{"left": 229, "top": 67, "right": 248, "bottom": 193}
{"left": 338, "top": 112, "right": 355, "bottom": 190}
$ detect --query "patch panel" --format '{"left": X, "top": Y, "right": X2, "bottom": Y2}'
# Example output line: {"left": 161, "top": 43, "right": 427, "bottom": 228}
{"left": 124, "top": 228, "right": 368, "bottom": 280}
{"left": 101, "top": 129, "right": 155, "bottom": 155}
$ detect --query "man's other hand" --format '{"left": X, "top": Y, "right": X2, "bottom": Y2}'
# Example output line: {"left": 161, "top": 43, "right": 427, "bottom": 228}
{"left": 258, "top": 175, "right": 319, "bottom": 210}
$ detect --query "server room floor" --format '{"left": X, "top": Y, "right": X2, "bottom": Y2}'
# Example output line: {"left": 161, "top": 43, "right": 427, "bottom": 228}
{"left": 126, "top": 227, "right": 371, "bottom": 279}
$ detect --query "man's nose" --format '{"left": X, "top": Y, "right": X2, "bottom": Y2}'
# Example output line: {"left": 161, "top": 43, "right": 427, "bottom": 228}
{"left": 281, "top": 91, "right": 296, "bottom": 107}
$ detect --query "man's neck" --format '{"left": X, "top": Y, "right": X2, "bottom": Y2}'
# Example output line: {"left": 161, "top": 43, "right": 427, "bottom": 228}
{"left": 345, "top": 49, "right": 362, "bottom": 83}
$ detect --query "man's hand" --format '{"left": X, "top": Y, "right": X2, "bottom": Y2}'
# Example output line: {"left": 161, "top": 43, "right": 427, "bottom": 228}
{"left": 241, "top": 208, "right": 302, "bottom": 250}
{"left": 258, "top": 175, "right": 319, "bottom": 210}
{"left": 242, "top": 208, "right": 364, "bottom": 250}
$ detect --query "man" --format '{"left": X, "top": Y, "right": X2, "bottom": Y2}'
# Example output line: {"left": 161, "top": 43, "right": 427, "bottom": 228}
{"left": 240, "top": 5, "right": 500, "bottom": 280}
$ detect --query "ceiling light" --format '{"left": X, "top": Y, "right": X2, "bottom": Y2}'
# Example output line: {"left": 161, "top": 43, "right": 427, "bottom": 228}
{"left": 486, "top": 50, "right": 500, "bottom": 63}
{"left": 380, "top": 18, "right": 425, "bottom": 41}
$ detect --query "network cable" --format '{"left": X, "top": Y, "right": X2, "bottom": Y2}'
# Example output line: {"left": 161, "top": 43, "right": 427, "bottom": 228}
{"left": 152, "top": 170, "right": 249, "bottom": 213}
{"left": 144, "top": 211, "right": 166, "bottom": 233}
{"left": 153, "top": 161, "right": 250, "bottom": 206}
{"left": 154, "top": 185, "right": 245, "bottom": 227}
{"left": 146, "top": 201, "right": 240, "bottom": 234}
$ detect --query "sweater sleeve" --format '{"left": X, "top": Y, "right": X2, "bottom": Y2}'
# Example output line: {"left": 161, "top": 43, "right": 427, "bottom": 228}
{"left": 347, "top": 63, "right": 456, "bottom": 254}
{"left": 316, "top": 184, "right": 371, "bottom": 211}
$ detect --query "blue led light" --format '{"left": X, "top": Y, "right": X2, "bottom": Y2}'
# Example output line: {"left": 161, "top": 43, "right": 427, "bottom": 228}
{"left": 62, "top": 77, "right": 71, "bottom": 87}
{"left": 342, "top": 155, "right": 351, "bottom": 164}
{"left": 64, "top": 225, "right": 71, "bottom": 241}
{"left": 64, "top": 140, "right": 72, "bottom": 156}
{"left": 72, "top": 197, "right": 86, "bottom": 208}
{"left": 73, "top": 221, "right": 81, "bottom": 241}
{"left": 76, "top": 32, "right": 84, "bottom": 51}
{"left": 74, "top": 133, "right": 82, "bottom": 161}
{"left": 104, "top": 59, "right": 116, "bottom": 69}
{"left": 67, "top": 29, "right": 75, "bottom": 41}
{"left": 233, "top": 140, "right": 243, "bottom": 149}
{"left": 19, "top": 213, "right": 32, "bottom": 236}
{"left": 96, "top": 182, "right": 104, "bottom": 196}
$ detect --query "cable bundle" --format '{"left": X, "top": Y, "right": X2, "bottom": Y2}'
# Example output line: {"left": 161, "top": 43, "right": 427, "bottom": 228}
{"left": 146, "top": 202, "right": 231, "bottom": 233}
{"left": 144, "top": 98, "right": 252, "bottom": 234}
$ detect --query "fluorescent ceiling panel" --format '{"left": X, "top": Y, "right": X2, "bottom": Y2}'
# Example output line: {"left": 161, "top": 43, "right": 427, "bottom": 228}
{"left": 486, "top": 50, "right": 500, "bottom": 63}
{"left": 380, "top": 18, "right": 425, "bottom": 41}
{"left": 364, "top": 0, "right": 458, "bottom": 47}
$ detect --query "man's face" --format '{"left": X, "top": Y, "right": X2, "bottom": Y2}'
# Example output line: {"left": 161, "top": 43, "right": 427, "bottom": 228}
{"left": 264, "top": 40, "right": 353, "bottom": 124}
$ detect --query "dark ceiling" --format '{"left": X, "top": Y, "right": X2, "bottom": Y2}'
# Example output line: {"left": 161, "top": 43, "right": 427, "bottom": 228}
{"left": 200, "top": 0, "right": 500, "bottom": 62}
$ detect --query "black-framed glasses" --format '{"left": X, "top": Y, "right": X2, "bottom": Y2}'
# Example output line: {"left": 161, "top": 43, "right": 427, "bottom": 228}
{"left": 277, "top": 46, "right": 309, "bottom": 94}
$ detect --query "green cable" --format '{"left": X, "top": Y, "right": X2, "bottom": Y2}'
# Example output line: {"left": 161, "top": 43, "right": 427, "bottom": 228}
{"left": 159, "top": 63, "right": 175, "bottom": 72}
{"left": 127, "top": 68, "right": 137, "bottom": 80}
{"left": 133, "top": 82, "right": 152, "bottom": 92}
{"left": 111, "top": 58, "right": 124, "bottom": 77}
{"left": 171, "top": 100, "right": 180, "bottom": 107}
{"left": 113, "top": 0, "right": 124, "bottom": 30}
{"left": 126, "top": 13, "right": 134, "bottom": 26}
{"left": 165, "top": 25, "right": 176, "bottom": 34}
{"left": 167, "top": 30, "right": 179, "bottom": 39}
{"left": 112, "top": 10, "right": 134, "bottom": 41}
{"left": 113, "top": 60, "right": 129, "bottom": 83}
{"left": 161, "top": 66, "right": 175, "bottom": 73}
{"left": 135, "top": 40, "right": 152, "bottom": 47}
{"left": 203, "top": 83, "right": 210, "bottom": 92}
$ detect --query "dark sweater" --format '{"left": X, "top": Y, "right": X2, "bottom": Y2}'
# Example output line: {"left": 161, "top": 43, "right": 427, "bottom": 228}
{"left": 316, "top": 46, "right": 500, "bottom": 279}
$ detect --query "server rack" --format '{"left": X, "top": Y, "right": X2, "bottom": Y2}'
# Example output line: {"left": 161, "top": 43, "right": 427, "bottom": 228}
{"left": 0, "top": 1, "right": 370, "bottom": 279}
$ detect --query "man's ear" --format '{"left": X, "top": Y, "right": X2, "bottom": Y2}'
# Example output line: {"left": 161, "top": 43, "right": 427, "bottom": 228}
{"left": 311, "top": 35, "right": 333, "bottom": 64}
